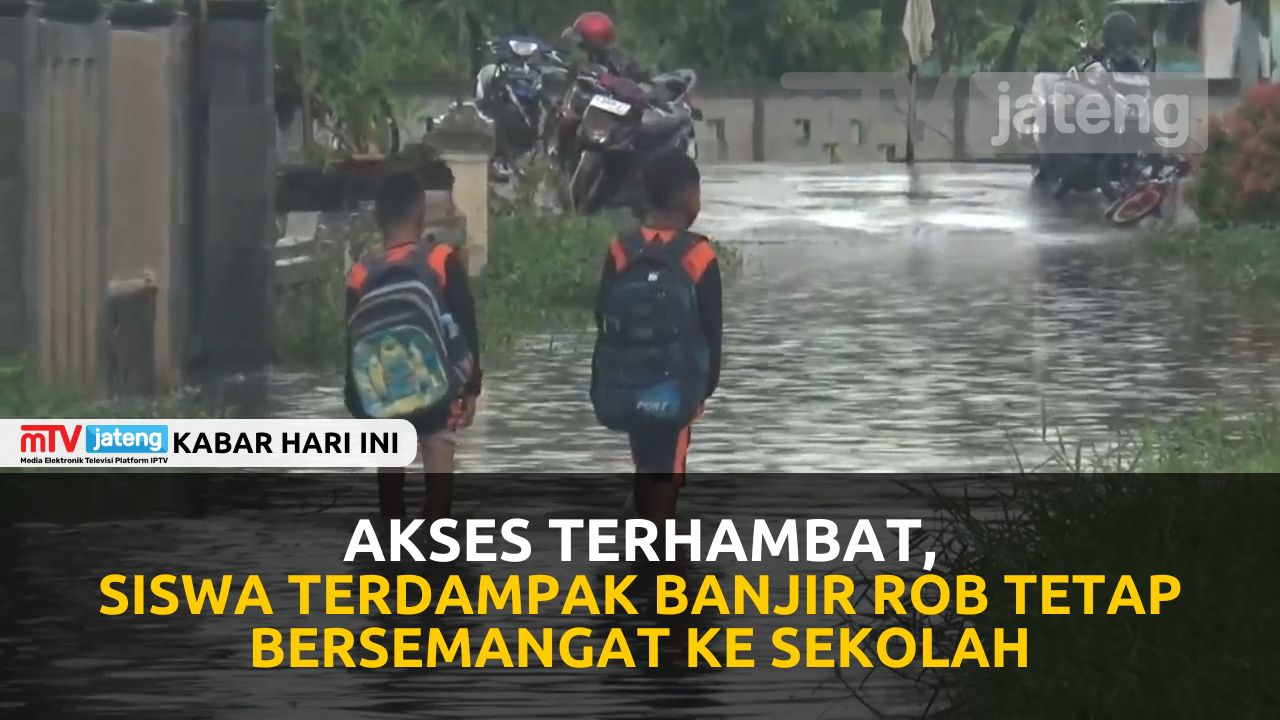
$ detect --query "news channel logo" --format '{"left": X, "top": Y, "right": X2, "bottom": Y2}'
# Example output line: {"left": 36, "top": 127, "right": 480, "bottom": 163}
{"left": 18, "top": 423, "right": 169, "bottom": 454}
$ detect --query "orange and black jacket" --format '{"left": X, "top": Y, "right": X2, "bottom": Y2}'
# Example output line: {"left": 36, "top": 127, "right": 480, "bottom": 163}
{"left": 343, "top": 243, "right": 482, "bottom": 418}
{"left": 596, "top": 227, "right": 723, "bottom": 399}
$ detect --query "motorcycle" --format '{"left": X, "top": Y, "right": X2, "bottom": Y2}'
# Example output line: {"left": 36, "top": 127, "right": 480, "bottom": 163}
{"left": 1104, "top": 155, "right": 1190, "bottom": 226}
{"left": 1030, "top": 46, "right": 1152, "bottom": 201}
{"left": 475, "top": 36, "right": 568, "bottom": 180}
{"left": 563, "top": 67, "right": 701, "bottom": 215}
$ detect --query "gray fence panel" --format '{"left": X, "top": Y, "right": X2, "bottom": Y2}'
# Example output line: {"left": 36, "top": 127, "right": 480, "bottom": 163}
{"left": 27, "top": 3, "right": 110, "bottom": 392}
{"left": 105, "top": 4, "right": 193, "bottom": 395}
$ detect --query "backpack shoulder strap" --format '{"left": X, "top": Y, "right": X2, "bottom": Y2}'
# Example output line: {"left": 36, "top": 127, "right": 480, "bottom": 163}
{"left": 663, "top": 230, "right": 700, "bottom": 263}
{"left": 348, "top": 248, "right": 392, "bottom": 295}
{"left": 426, "top": 243, "right": 453, "bottom": 291}
{"left": 617, "top": 230, "right": 646, "bottom": 260}
{"left": 676, "top": 231, "right": 716, "bottom": 284}
{"left": 649, "top": 230, "right": 712, "bottom": 282}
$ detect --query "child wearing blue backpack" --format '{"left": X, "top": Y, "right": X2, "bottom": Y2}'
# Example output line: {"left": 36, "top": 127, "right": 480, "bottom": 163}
{"left": 591, "top": 149, "right": 724, "bottom": 520}
{"left": 345, "top": 171, "right": 482, "bottom": 520}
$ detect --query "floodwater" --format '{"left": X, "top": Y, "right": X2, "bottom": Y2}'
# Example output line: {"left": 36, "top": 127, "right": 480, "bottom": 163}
{"left": 279, "top": 163, "right": 1280, "bottom": 471}
{"left": 3, "top": 164, "right": 1279, "bottom": 719}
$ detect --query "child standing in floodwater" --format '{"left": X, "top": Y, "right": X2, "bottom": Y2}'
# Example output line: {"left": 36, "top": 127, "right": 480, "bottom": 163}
{"left": 591, "top": 149, "right": 723, "bottom": 520}
{"left": 344, "top": 171, "right": 483, "bottom": 520}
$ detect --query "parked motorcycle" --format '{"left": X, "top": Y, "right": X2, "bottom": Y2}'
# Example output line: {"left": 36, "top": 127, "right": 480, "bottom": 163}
{"left": 1030, "top": 46, "right": 1152, "bottom": 201}
{"left": 475, "top": 36, "right": 568, "bottom": 180}
{"left": 562, "top": 67, "right": 701, "bottom": 215}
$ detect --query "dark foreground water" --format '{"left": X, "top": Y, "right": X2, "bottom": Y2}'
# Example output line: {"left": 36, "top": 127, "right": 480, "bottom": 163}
{"left": 3, "top": 164, "right": 1279, "bottom": 718}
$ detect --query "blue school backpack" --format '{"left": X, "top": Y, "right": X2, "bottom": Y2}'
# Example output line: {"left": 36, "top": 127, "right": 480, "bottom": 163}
{"left": 592, "top": 230, "right": 710, "bottom": 432}
{"left": 347, "top": 243, "right": 474, "bottom": 420}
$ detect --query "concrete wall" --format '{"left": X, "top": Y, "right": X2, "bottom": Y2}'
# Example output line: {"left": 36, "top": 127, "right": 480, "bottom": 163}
{"left": 3, "top": 0, "right": 277, "bottom": 396}
{"left": 384, "top": 72, "right": 1251, "bottom": 168}
{"left": 388, "top": 76, "right": 1018, "bottom": 166}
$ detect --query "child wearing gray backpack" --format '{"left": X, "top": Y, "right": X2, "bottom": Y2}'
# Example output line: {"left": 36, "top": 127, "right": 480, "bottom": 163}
{"left": 345, "top": 171, "right": 482, "bottom": 520}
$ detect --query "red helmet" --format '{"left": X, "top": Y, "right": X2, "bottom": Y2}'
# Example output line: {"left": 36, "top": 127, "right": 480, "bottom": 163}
{"left": 572, "top": 11, "right": 615, "bottom": 50}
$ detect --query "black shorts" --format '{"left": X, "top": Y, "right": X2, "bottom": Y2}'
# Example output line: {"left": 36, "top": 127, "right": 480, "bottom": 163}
{"left": 628, "top": 424, "right": 693, "bottom": 482}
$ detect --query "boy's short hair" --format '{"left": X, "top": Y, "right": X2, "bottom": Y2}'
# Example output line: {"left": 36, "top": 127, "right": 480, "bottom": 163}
{"left": 642, "top": 148, "right": 700, "bottom": 212}
{"left": 374, "top": 171, "right": 425, "bottom": 234}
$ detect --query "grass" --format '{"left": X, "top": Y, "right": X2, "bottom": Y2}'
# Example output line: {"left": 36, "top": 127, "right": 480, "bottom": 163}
{"left": 1124, "top": 223, "right": 1280, "bottom": 299}
{"left": 852, "top": 409, "right": 1280, "bottom": 719}
{"left": 931, "top": 473, "right": 1280, "bottom": 719}
{"left": 0, "top": 362, "right": 211, "bottom": 419}
{"left": 477, "top": 211, "right": 613, "bottom": 350}
{"left": 1137, "top": 407, "right": 1280, "bottom": 473}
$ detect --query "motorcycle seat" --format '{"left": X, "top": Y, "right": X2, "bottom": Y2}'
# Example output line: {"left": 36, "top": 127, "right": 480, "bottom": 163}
{"left": 649, "top": 70, "right": 696, "bottom": 101}
{"left": 637, "top": 110, "right": 690, "bottom": 141}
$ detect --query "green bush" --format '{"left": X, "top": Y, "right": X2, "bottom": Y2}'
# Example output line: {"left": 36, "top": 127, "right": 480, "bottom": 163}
{"left": 478, "top": 212, "right": 614, "bottom": 350}
{"left": 1192, "top": 82, "right": 1280, "bottom": 225}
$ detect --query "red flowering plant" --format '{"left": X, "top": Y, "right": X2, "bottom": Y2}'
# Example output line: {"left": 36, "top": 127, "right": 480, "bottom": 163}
{"left": 1192, "top": 83, "right": 1280, "bottom": 224}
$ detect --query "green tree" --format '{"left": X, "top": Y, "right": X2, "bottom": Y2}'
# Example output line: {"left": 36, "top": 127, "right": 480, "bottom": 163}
{"left": 275, "top": 0, "right": 457, "bottom": 156}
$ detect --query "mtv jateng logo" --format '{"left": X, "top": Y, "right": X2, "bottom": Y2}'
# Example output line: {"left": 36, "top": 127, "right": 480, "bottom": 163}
{"left": 5, "top": 418, "right": 419, "bottom": 468}
{"left": 18, "top": 424, "right": 168, "bottom": 455}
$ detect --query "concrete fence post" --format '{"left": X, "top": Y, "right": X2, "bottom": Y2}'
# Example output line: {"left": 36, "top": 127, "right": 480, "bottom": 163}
{"left": 428, "top": 103, "right": 494, "bottom": 277}
{"left": 0, "top": 0, "right": 33, "bottom": 359}
{"left": 190, "top": 0, "right": 274, "bottom": 373}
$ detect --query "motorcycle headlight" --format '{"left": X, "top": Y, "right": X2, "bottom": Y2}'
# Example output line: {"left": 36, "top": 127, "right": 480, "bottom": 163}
{"left": 588, "top": 128, "right": 611, "bottom": 143}
{"left": 508, "top": 40, "right": 539, "bottom": 58}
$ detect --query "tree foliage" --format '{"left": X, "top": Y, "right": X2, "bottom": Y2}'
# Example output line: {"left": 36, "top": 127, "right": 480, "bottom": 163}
{"left": 275, "top": 0, "right": 458, "bottom": 155}
{"left": 273, "top": 0, "right": 1119, "bottom": 156}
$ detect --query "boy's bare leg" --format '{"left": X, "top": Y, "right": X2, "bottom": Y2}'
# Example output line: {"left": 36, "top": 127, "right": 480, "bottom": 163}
{"left": 377, "top": 469, "right": 407, "bottom": 519}
{"left": 633, "top": 476, "right": 680, "bottom": 522}
{"left": 420, "top": 433, "right": 457, "bottom": 521}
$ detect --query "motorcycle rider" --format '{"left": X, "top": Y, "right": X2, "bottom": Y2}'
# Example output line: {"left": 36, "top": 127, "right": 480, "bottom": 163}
{"left": 1099, "top": 10, "right": 1145, "bottom": 72}
{"left": 559, "top": 11, "right": 652, "bottom": 83}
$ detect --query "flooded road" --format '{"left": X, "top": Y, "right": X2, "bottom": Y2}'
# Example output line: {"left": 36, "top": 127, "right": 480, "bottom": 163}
{"left": 280, "top": 163, "right": 1280, "bottom": 471}
{"left": 4, "top": 164, "right": 1279, "bottom": 719}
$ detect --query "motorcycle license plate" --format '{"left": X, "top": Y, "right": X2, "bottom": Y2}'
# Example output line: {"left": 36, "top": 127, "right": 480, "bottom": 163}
{"left": 1112, "top": 72, "right": 1149, "bottom": 87}
{"left": 589, "top": 94, "right": 632, "bottom": 116}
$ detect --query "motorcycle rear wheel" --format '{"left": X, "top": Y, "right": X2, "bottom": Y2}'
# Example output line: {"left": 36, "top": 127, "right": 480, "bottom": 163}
{"left": 1108, "top": 184, "right": 1165, "bottom": 226}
